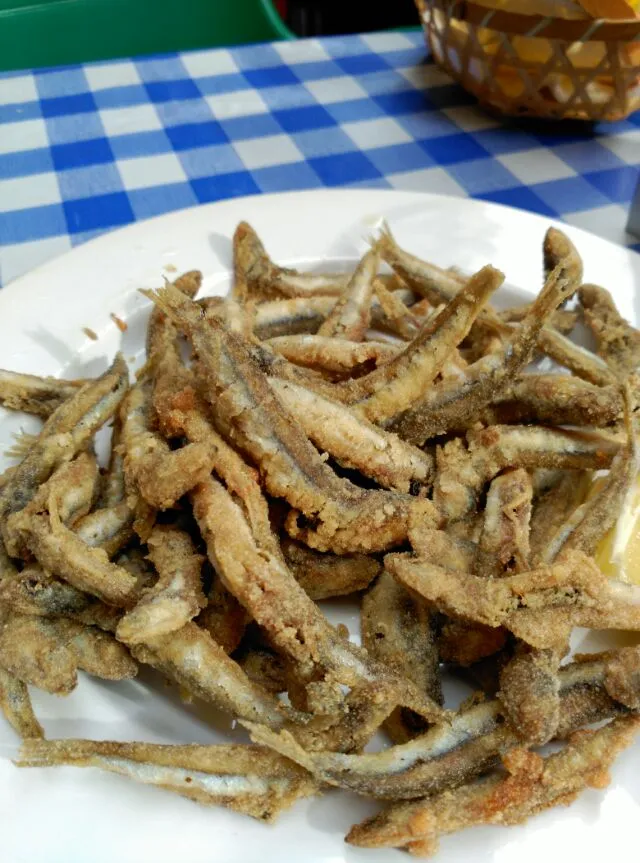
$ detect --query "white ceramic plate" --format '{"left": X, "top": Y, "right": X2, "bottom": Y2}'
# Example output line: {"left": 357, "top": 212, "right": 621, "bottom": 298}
{"left": 1, "top": 190, "right": 639, "bottom": 863}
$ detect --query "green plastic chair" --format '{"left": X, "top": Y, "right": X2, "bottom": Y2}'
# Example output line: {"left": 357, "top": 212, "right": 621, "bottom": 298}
{"left": 0, "top": 0, "right": 294, "bottom": 72}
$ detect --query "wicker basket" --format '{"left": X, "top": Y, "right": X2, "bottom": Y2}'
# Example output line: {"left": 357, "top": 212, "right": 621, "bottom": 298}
{"left": 416, "top": 0, "right": 640, "bottom": 120}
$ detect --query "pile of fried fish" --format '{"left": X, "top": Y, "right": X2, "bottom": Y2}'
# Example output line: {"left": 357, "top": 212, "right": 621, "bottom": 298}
{"left": 1, "top": 221, "right": 640, "bottom": 856}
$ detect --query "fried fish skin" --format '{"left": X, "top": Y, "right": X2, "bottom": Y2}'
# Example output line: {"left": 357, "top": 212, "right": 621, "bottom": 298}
{"left": 0, "top": 370, "right": 84, "bottom": 418}
{"left": 0, "top": 665, "right": 44, "bottom": 739}
{"left": 266, "top": 335, "right": 398, "bottom": 376}
{"left": 17, "top": 738, "right": 317, "bottom": 822}
{"left": 390, "top": 258, "right": 582, "bottom": 445}
{"left": 246, "top": 648, "right": 640, "bottom": 801}
{"left": 234, "top": 221, "right": 348, "bottom": 300}
{"left": 269, "top": 377, "right": 433, "bottom": 494}
{"left": 346, "top": 715, "right": 640, "bottom": 854}
{"left": 361, "top": 572, "right": 442, "bottom": 743}
{"left": 579, "top": 283, "right": 640, "bottom": 377}
{"left": 147, "top": 284, "right": 430, "bottom": 554}
{"left": 474, "top": 468, "right": 532, "bottom": 578}
{"left": 497, "top": 644, "right": 562, "bottom": 746}
{"left": 281, "top": 537, "right": 381, "bottom": 600}
{"left": 116, "top": 526, "right": 206, "bottom": 644}
{"left": 0, "top": 354, "right": 129, "bottom": 547}
{"left": 317, "top": 248, "right": 379, "bottom": 341}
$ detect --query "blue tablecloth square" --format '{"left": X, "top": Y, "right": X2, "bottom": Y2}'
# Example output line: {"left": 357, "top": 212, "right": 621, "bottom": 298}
{"left": 396, "top": 111, "right": 458, "bottom": 140}
{"left": 191, "top": 170, "right": 260, "bottom": 203}
{"left": 166, "top": 120, "right": 228, "bottom": 151}
{"left": 63, "top": 191, "right": 135, "bottom": 233}
{"left": 446, "top": 159, "right": 520, "bottom": 195}
{"left": 180, "top": 144, "right": 245, "bottom": 178}
{"left": 252, "top": 161, "right": 324, "bottom": 193}
{"left": 290, "top": 60, "right": 343, "bottom": 83}
{"left": 374, "top": 89, "right": 431, "bottom": 116}
{"left": 145, "top": 79, "right": 201, "bottom": 103}
{"left": 230, "top": 43, "right": 284, "bottom": 71}
{"left": 0, "top": 203, "right": 67, "bottom": 244}
{"left": 218, "top": 113, "right": 282, "bottom": 141}
{"left": 0, "top": 101, "right": 43, "bottom": 123}
{"left": 243, "top": 65, "right": 300, "bottom": 89}
{"left": 58, "top": 163, "right": 124, "bottom": 199}
{"left": 35, "top": 68, "right": 89, "bottom": 99}
{"left": 46, "top": 113, "right": 106, "bottom": 145}
{"left": 109, "top": 130, "right": 173, "bottom": 159}
{"left": 365, "top": 141, "right": 436, "bottom": 174}
{"left": 51, "top": 137, "right": 114, "bottom": 171}
{"left": 532, "top": 175, "right": 612, "bottom": 213}
{"left": 274, "top": 104, "right": 336, "bottom": 133}
{"left": 291, "top": 127, "right": 359, "bottom": 159}
{"left": 94, "top": 84, "right": 149, "bottom": 110}
{"left": 477, "top": 185, "right": 558, "bottom": 218}
{"left": 308, "top": 150, "right": 381, "bottom": 185}
{"left": 128, "top": 182, "right": 198, "bottom": 219}
{"left": 40, "top": 92, "right": 97, "bottom": 118}
{"left": 585, "top": 166, "right": 640, "bottom": 203}
{"left": 0, "top": 148, "right": 54, "bottom": 181}
{"left": 471, "top": 128, "right": 541, "bottom": 155}
{"left": 553, "top": 141, "right": 627, "bottom": 175}
{"left": 335, "top": 53, "right": 390, "bottom": 76}
{"left": 420, "top": 132, "right": 490, "bottom": 165}
{"left": 325, "top": 97, "right": 386, "bottom": 123}
{"left": 196, "top": 73, "right": 250, "bottom": 96}
{"left": 135, "top": 56, "right": 191, "bottom": 83}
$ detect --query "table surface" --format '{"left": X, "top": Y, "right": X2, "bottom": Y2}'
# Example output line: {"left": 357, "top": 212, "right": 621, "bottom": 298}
{"left": 0, "top": 30, "right": 639, "bottom": 287}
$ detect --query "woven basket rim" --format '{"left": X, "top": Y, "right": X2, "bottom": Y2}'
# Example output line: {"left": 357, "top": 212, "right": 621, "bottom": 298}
{"left": 420, "top": 0, "right": 640, "bottom": 40}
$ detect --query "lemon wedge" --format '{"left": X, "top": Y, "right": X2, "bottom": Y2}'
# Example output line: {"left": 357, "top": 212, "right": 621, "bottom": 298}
{"left": 594, "top": 475, "right": 640, "bottom": 585}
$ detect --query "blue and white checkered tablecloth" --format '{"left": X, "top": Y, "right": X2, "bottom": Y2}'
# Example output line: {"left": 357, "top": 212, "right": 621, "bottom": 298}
{"left": 0, "top": 30, "right": 639, "bottom": 286}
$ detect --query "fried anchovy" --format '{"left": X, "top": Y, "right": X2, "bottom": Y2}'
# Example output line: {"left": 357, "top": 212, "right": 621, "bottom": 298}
{"left": 433, "top": 425, "right": 619, "bottom": 524}
{"left": 0, "top": 612, "right": 136, "bottom": 695}
{"left": 17, "top": 739, "right": 317, "bottom": 821}
{"left": 128, "top": 622, "right": 290, "bottom": 728}
{"left": 317, "top": 248, "right": 379, "bottom": 341}
{"left": 346, "top": 714, "right": 640, "bottom": 853}
{"left": 254, "top": 296, "right": 337, "bottom": 338}
{"left": 4, "top": 451, "right": 99, "bottom": 557}
{"left": 500, "top": 305, "right": 578, "bottom": 334}
{"left": 116, "top": 526, "right": 206, "bottom": 644}
{"left": 391, "top": 257, "right": 582, "bottom": 444}
{"left": 529, "top": 471, "right": 592, "bottom": 565}
{"left": 372, "top": 279, "right": 421, "bottom": 340}
{"left": 0, "top": 369, "right": 84, "bottom": 418}
{"left": 474, "top": 468, "right": 532, "bottom": 578}
{"left": 192, "top": 476, "right": 443, "bottom": 727}
{"left": 480, "top": 374, "right": 623, "bottom": 429}
{"left": 0, "top": 354, "right": 128, "bottom": 547}
{"left": 234, "top": 221, "right": 349, "bottom": 299}
{"left": 385, "top": 550, "right": 625, "bottom": 637}
{"left": 197, "top": 573, "right": 250, "bottom": 654}
{"left": 281, "top": 537, "right": 382, "bottom": 600}
{"left": 579, "top": 283, "right": 640, "bottom": 377}
{"left": 26, "top": 500, "right": 138, "bottom": 607}
{"left": 497, "top": 643, "right": 562, "bottom": 745}
{"left": 269, "top": 377, "right": 433, "bottom": 493}
{"left": 361, "top": 571, "right": 442, "bottom": 744}
{"left": 246, "top": 648, "right": 640, "bottom": 800}
{"left": 120, "top": 378, "right": 212, "bottom": 510}
{"left": 266, "top": 335, "right": 398, "bottom": 376}
{"left": 0, "top": 664, "right": 44, "bottom": 739}
{"left": 146, "top": 284, "right": 434, "bottom": 554}
{"left": 543, "top": 392, "right": 640, "bottom": 562}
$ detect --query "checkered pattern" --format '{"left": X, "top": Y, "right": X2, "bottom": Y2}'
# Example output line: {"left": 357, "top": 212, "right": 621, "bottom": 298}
{"left": 0, "top": 30, "right": 638, "bottom": 285}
